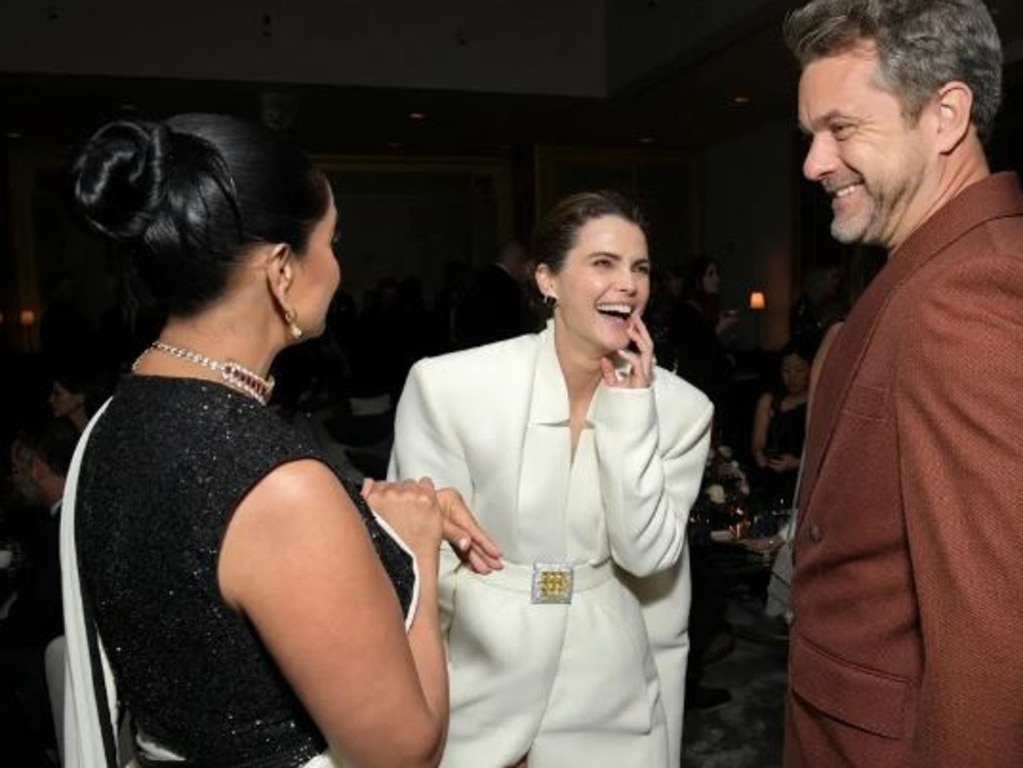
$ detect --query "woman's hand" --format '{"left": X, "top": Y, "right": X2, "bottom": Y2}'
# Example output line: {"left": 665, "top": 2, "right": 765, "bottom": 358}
{"left": 360, "top": 477, "right": 443, "bottom": 555}
{"left": 436, "top": 487, "right": 503, "bottom": 574}
{"left": 600, "top": 314, "right": 656, "bottom": 389}
{"left": 766, "top": 453, "right": 800, "bottom": 473}
{"left": 362, "top": 478, "right": 503, "bottom": 574}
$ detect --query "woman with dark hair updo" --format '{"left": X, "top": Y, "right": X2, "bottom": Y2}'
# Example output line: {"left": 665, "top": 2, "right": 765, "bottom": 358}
{"left": 62, "top": 114, "right": 499, "bottom": 768}
{"left": 389, "top": 190, "right": 713, "bottom": 768}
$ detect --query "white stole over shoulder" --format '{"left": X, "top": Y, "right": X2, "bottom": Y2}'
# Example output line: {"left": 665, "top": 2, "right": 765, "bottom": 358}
{"left": 60, "top": 399, "right": 122, "bottom": 768}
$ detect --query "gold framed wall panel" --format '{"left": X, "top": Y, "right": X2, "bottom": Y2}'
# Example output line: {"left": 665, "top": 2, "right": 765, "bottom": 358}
{"left": 312, "top": 153, "right": 513, "bottom": 309}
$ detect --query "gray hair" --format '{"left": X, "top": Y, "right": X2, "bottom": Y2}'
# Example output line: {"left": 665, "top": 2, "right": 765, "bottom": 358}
{"left": 783, "top": 0, "right": 1003, "bottom": 141}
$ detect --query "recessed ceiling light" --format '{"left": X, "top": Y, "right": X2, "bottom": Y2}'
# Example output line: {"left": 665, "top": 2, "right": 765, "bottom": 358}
{"left": 639, "top": 136, "right": 655, "bottom": 145}
{"left": 388, "top": 141, "right": 402, "bottom": 149}
{"left": 6, "top": 131, "right": 22, "bottom": 140}
{"left": 732, "top": 95, "right": 751, "bottom": 105}
{"left": 409, "top": 112, "right": 426, "bottom": 121}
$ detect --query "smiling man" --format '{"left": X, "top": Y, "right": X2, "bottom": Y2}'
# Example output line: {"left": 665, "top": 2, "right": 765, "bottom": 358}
{"left": 782, "top": 1, "right": 1023, "bottom": 766}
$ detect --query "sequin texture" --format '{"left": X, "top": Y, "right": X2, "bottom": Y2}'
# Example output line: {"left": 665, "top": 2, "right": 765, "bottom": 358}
{"left": 77, "top": 376, "right": 415, "bottom": 765}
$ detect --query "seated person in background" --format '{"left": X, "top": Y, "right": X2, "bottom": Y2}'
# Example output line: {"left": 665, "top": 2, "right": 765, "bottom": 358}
{"left": 0, "top": 417, "right": 78, "bottom": 767}
{"left": 746, "top": 324, "right": 843, "bottom": 621}
{"left": 750, "top": 340, "right": 813, "bottom": 508}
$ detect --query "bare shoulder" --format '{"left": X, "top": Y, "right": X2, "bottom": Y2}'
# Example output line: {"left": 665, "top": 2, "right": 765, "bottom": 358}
{"left": 218, "top": 459, "right": 369, "bottom": 609}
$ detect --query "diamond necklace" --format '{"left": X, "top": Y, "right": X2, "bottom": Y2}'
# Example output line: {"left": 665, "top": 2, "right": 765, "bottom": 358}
{"left": 133, "top": 340, "right": 275, "bottom": 405}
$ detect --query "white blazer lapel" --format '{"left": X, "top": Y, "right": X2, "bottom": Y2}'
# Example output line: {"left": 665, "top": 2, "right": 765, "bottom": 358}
{"left": 516, "top": 327, "right": 572, "bottom": 560}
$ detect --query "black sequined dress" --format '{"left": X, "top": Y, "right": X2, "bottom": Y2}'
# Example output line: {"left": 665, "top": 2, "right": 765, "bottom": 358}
{"left": 76, "top": 376, "right": 416, "bottom": 767}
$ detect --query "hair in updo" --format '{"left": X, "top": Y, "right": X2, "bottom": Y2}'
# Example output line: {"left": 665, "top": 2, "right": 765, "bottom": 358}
{"left": 532, "top": 190, "right": 646, "bottom": 274}
{"left": 70, "top": 114, "right": 330, "bottom": 316}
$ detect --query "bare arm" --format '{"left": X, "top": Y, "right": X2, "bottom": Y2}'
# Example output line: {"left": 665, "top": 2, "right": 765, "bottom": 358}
{"left": 219, "top": 461, "right": 447, "bottom": 768}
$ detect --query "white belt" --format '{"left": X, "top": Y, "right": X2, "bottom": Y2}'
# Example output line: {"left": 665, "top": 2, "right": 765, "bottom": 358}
{"left": 466, "top": 559, "right": 614, "bottom": 604}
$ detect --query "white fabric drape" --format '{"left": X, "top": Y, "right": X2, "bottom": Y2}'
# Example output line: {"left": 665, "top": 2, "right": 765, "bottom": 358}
{"left": 60, "top": 399, "right": 121, "bottom": 767}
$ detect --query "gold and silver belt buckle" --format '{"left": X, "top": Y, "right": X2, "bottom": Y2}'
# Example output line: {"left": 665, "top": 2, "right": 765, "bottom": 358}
{"left": 531, "top": 562, "right": 574, "bottom": 604}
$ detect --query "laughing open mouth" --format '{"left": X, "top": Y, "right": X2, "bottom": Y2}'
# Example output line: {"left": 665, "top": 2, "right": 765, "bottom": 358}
{"left": 597, "top": 303, "right": 633, "bottom": 320}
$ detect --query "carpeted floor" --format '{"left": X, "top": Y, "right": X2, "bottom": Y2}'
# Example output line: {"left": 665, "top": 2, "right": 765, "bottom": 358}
{"left": 683, "top": 591, "right": 789, "bottom": 767}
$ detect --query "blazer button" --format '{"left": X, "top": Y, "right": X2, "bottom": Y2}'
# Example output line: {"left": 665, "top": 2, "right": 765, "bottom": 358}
{"left": 809, "top": 523, "right": 823, "bottom": 543}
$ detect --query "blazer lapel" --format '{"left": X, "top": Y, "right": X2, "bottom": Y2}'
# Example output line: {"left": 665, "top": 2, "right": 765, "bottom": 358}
{"left": 517, "top": 325, "right": 572, "bottom": 559}
{"left": 799, "top": 173, "right": 1023, "bottom": 520}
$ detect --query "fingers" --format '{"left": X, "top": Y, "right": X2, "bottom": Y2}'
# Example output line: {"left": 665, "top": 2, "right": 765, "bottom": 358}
{"left": 599, "top": 357, "right": 619, "bottom": 387}
{"left": 363, "top": 478, "right": 442, "bottom": 522}
{"left": 465, "top": 545, "right": 503, "bottom": 574}
{"left": 627, "top": 316, "right": 656, "bottom": 382}
{"left": 439, "top": 490, "right": 503, "bottom": 554}
{"left": 630, "top": 313, "right": 655, "bottom": 351}
{"left": 603, "top": 317, "right": 655, "bottom": 389}
{"left": 366, "top": 480, "right": 505, "bottom": 574}
{"left": 437, "top": 487, "right": 504, "bottom": 574}
{"left": 442, "top": 521, "right": 503, "bottom": 573}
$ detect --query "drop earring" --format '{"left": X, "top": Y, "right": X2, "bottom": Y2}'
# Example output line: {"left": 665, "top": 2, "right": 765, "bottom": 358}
{"left": 284, "top": 306, "right": 304, "bottom": 340}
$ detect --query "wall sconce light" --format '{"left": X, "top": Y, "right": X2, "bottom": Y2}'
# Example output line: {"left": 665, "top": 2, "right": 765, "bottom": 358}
{"left": 748, "top": 291, "right": 766, "bottom": 310}
{"left": 20, "top": 309, "right": 37, "bottom": 326}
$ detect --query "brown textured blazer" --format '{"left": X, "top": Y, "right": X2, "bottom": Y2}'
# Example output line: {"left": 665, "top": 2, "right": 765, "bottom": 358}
{"left": 784, "top": 173, "right": 1023, "bottom": 767}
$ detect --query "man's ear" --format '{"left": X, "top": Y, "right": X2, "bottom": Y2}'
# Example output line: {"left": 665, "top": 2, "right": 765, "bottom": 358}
{"left": 934, "top": 81, "right": 974, "bottom": 155}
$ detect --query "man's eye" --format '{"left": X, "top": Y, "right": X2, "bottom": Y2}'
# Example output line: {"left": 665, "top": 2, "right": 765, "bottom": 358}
{"left": 831, "top": 124, "right": 854, "bottom": 140}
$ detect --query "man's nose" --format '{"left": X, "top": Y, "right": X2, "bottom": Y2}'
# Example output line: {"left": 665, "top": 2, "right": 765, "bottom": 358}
{"left": 803, "top": 133, "right": 837, "bottom": 182}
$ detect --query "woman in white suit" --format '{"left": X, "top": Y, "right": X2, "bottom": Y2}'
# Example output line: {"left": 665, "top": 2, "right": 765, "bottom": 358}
{"left": 389, "top": 191, "right": 713, "bottom": 768}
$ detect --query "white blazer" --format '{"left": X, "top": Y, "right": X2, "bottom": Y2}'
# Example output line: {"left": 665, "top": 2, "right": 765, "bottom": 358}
{"left": 389, "top": 324, "right": 712, "bottom": 767}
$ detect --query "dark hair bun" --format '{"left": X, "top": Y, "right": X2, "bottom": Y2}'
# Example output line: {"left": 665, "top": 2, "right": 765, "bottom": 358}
{"left": 67, "top": 112, "right": 328, "bottom": 317}
{"left": 70, "top": 120, "right": 171, "bottom": 240}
